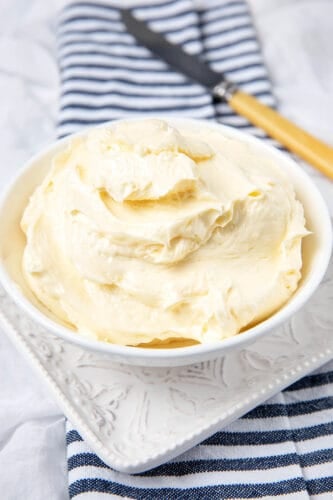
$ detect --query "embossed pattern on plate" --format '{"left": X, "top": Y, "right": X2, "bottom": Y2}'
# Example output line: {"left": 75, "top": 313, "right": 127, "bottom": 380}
{"left": 0, "top": 258, "right": 332, "bottom": 473}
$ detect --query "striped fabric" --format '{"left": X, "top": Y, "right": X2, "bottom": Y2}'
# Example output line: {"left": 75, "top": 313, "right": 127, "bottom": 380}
{"left": 57, "top": 0, "right": 277, "bottom": 138}
{"left": 58, "top": 0, "right": 333, "bottom": 497}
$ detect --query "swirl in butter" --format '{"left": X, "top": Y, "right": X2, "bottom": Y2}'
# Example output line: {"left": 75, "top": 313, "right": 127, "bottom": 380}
{"left": 21, "top": 119, "right": 308, "bottom": 345}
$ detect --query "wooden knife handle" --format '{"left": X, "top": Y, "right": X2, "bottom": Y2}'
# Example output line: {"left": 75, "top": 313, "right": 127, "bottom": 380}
{"left": 228, "top": 90, "right": 333, "bottom": 180}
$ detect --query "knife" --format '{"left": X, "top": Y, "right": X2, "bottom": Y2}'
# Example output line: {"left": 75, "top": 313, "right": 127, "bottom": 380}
{"left": 121, "top": 9, "right": 333, "bottom": 180}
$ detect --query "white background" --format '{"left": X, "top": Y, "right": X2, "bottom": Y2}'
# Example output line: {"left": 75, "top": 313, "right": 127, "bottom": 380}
{"left": 0, "top": 1, "right": 332, "bottom": 498}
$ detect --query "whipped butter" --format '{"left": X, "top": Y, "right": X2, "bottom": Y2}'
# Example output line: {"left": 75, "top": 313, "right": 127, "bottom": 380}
{"left": 21, "top": 119, "right": 308, "bottom": 345}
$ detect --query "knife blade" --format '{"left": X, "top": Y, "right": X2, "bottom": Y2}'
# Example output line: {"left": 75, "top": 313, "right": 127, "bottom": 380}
{"left": 121, "top": 8, "right": 236, "bottom": 100}
{"left": 121, "top": 9, "right": 333, "bottom": 179}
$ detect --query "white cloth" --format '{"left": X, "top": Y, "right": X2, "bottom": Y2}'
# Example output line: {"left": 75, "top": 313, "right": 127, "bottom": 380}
{"left": 0, "top": 1, "right": 332, "bottom": 499}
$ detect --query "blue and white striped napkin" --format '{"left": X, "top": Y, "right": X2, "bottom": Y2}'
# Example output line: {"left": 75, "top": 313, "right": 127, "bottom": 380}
{"left": 57, "top": 0, "right": 277, "bottom": 138}
{"left": 58, "top": 1, "right": 333, "bottom": 497}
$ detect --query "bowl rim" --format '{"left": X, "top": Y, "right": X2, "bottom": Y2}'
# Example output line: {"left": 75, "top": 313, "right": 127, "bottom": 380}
{"left": 0, "top": 117, "right": 332, "bottom": 364}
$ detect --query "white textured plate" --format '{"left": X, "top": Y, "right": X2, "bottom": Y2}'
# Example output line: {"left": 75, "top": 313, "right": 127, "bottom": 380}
{"left": 0, "top": 258, "right": 332, "bottom": 473}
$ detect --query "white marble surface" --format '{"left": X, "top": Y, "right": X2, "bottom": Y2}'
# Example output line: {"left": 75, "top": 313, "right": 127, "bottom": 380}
{"left": 0, "top": 1, "right": 332, "bottom": 498}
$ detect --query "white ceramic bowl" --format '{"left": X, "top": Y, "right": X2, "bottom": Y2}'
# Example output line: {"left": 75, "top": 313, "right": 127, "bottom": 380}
{"left": 0, "top": 118, "right": 331, "bottom": 366}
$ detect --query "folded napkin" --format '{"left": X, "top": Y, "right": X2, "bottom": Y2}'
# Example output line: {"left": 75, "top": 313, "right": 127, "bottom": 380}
{"left": 57, "top": 1, "right": 333, "bottom": 497}
{"left": 57, "top": 0, "right": 277, "bottom": 138}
